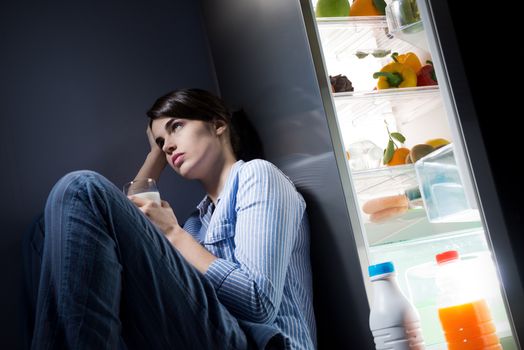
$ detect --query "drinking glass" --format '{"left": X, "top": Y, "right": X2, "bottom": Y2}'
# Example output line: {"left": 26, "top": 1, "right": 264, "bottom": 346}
{"left": 123, "top": 178, "right": 161, "bottom": 204}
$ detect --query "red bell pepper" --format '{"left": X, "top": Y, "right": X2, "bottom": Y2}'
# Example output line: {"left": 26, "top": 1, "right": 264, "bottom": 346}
{"left": 417, "top": 60, "right": 438, "bottom": 86}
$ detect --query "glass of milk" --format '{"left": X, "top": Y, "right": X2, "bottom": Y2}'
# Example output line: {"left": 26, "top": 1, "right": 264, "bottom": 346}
{"left": 123, "top": 178, "right": 161, "bottom": 205}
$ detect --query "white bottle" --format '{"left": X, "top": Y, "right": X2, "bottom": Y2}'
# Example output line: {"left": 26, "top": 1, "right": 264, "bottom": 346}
{"left": 368, "top": 261, "right": 425, "bottom": 350}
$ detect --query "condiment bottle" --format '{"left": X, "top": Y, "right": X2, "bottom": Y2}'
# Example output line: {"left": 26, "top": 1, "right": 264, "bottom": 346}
{"left": 369, "top": 261, "right": 425, "bottom": 349}
{"left": 435, "top": 250, "right": 502, "bottom": 349}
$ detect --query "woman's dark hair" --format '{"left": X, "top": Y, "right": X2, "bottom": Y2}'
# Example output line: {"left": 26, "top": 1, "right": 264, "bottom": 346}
{"left": 146, "top": 88, "right": 264, "bottom": 161}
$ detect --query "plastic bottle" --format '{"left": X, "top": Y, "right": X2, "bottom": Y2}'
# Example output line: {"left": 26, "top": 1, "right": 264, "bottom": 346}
{"left": 435, "top": 250, "right": 502, "bottom": 349}
{"left": 369, "top": 261, "right": 425, "bottom": 350}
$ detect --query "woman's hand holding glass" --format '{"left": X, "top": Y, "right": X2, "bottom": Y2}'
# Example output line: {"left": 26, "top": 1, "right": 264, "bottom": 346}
{"left": 124, "top": 178, "right": 180, "bottom": 240}
{"left": 128, "top": 195, "right": 180, "bottom": 238}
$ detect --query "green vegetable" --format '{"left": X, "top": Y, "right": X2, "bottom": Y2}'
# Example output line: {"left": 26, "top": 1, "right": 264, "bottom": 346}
{"left": 372, "top": 0, "right": 387, "bottom": 15}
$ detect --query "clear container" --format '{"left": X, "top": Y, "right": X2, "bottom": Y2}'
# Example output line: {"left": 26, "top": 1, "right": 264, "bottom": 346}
{"left": 352, "top": 164, "right": 421, "bottom": 223}
{"left": 385, "top": 0, "right": 428, "bottom": 50}
{"left": 414, "top": 143, "right": 480, "bottom": 223}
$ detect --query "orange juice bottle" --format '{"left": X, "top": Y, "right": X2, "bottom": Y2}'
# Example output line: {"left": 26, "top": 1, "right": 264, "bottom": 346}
{"left": 435, "top": 250, "right": 501, "bottom": 350}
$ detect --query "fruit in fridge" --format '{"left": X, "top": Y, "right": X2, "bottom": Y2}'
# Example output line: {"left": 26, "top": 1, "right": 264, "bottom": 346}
{"left": 410, "top": 143, "right": 435, "bottom": 163}
{"left": 387, "top": 147, "right": 410, "bottom": 166}
{"left": 425, "top": 138, "right": 450, "bottom": 149}
{"left": 315, "top": 0, "right": 350, "bottom": 17}
{"left": 349, "top": 0, "right": 386, "bottom": 16}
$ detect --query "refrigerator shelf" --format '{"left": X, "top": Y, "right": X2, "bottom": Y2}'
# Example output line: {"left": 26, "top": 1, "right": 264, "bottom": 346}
{"left": 333, "top": 85, "right": 442, "bottom": 126}
{"left": 351, "top": 163, "right": 482, "bottom": 246}
{"left": 315, "top": 14, "right": 432, "bottom": 92}
{"left": 316, "top": 15, "right": 415, "bottom": 62}
{"left": 368, "top": 227, "right": 515, "bottom": 349}
{"left": 364, "top": 208, "right": 482, "bottom": 247}
{"left": 316, "top": 15, "right": 388, "bottom": 28}
{"left": 333, "top": 85, "right": 439, "bottom": 100}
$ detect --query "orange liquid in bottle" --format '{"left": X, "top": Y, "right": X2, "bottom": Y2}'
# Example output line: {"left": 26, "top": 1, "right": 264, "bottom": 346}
{"left": 438, "top": 299, "right": 502, "bottom": 350}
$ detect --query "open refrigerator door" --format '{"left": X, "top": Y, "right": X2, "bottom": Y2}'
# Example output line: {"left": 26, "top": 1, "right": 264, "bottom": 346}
{"left": 307, "top": 0, "right": 518, "bottom": 348}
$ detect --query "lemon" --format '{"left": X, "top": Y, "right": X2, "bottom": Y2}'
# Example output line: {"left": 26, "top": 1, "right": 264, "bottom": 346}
{"left": 425, "top": 138, "right": 450, "bottom": 149}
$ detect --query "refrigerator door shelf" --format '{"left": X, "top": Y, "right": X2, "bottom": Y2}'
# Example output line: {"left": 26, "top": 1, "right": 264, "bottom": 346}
{"left": 384, "top": 0, "right": 429, "bottom": 51}
{"left": 388, "top": 21, "right": 428, "bottom": 51}
{"left": 415, "top": 143, "right": 480, "bottom": 224}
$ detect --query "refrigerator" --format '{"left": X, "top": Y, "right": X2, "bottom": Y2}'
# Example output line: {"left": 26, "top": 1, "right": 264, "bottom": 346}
{"left": 200, "top": 0, "right": 523, "bottom": 348}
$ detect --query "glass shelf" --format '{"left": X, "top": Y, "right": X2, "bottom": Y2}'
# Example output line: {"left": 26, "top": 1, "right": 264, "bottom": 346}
{"left": 333, "top": 86, "right": 442, "bottom": 126}
{"left": 316, "top": 15, "right": 388, "bottom": 27}
{"left": 316, "top": 16, "right": 416, "bottom": 61}
{"left": 364, "top": 208, "right": 482, "bottom": 247}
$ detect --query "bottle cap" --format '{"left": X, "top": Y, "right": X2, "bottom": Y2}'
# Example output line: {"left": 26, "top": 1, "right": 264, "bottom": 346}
{"left": 368, "top": 261, "right": 395, "bottom": 277}
{"left": 436, "top": 250, "right": 459, "bottom": 265}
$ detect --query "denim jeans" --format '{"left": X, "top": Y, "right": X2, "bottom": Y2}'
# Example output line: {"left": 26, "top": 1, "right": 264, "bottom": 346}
{"left": 26, "top": 170, "right": 268, "bottom": 350}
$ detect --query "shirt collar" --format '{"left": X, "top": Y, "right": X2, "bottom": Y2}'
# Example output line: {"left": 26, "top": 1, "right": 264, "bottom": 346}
{"left": 196, "top": 159, "right": 244, "bottom": 214}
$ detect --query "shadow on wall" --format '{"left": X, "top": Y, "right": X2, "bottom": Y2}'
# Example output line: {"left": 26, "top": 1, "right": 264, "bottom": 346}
{"left": 243, "top": 84, "right": 374, "bottom": 348}
{"left": 287, "top": 154, "right": 374, "bottom": 349}
{"left": 299, "top": 165, "right": 373, "bottom": 350}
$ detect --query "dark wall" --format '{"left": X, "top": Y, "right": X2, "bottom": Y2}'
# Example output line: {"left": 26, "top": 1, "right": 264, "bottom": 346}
{"left": 0, "top": 1, "right": 214, "bottom": 347}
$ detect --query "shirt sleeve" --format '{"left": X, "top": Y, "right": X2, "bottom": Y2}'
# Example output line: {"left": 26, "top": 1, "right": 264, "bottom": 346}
{"left": 204, "top": 160, "right": 305, "bottom": 323}
{"left": 182, "top": 209, "right": 202, "bottom": 242}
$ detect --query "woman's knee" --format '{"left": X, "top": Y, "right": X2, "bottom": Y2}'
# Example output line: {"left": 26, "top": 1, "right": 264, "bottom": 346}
{"left": 59, "top": 170, "right": 105, "bottom": 186}
{"left": 46, "top": 170, "right": 116, "bottom": 209}
{"left": 55, "top": 170, "right": 111, "bottom": 193}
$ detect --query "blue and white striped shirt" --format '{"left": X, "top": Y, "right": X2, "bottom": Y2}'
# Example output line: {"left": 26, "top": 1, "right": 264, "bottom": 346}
{"left": 183, "top": 159, "right": 316, "bottom": 349}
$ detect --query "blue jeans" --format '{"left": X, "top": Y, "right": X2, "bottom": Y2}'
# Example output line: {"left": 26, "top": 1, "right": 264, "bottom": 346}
{"left": 27, "top": 170, "right": 282, "bottom": 349}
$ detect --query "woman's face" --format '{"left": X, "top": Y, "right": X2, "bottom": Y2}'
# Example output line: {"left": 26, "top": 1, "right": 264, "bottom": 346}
{"left": 151, "top": 117, "right": 226, "bottom": 180}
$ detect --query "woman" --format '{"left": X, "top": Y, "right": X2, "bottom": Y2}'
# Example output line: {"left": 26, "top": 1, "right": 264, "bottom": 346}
{"left": 27, "top": 88, "right": 316, "bottom": 349}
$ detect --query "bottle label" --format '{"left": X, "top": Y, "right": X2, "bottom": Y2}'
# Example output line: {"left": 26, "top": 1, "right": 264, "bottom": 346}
{"left": 372, "top": 325, "right": 425, "bottom": 350}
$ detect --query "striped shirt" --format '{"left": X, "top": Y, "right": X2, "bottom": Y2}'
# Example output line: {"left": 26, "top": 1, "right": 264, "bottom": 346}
{"left": 183, "top": 159, "right": 316, "bottom": 349}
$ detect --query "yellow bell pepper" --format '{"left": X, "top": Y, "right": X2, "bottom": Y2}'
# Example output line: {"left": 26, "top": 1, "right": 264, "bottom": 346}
{"left": 392, "top": 52, "right": 422, "bottom": 74}
{"left": 373, "top": 62, "right": 417, "bottom": 89}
